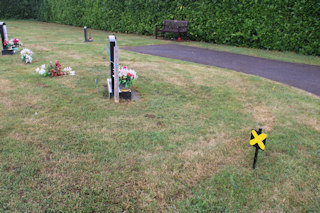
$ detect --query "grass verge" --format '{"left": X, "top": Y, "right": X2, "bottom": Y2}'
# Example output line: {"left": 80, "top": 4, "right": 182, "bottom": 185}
{"left": 0, "top": 20, "right": 319, "bottom": 212}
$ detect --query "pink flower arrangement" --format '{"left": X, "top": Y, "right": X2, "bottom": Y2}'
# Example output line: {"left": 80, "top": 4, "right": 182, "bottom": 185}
{"left": 3, "top": 38, "right": 22, "bottom": 49}
{"left": 118, "top": 66, "right": 138, "bottom": 88}
{"left": 13, "top": 38, "right": 19, "bottom": 44}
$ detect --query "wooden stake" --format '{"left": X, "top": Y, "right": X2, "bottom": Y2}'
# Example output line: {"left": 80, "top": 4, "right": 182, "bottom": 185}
{"left": 252, "top": 146, "right": 259, "bottom": 169}
{"left": 114, "top": 46, "right": 119, "bottom": 103}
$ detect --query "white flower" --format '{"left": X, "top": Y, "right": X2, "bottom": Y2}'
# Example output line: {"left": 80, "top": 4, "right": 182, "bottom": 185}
{"left": 63, "top": 67, "right": 72, "bottom": 72}
{"left": 25, "top": 55, "right": 33, "bottom": 64}
{"left": 39, "top": 68, "right": 46, "bottom": 75}
{"left": 36, "top": 64, "right": 46, "bottom": 75}
{"left": 21, "top": 49, "right": 33, "bottom": 64}
{"left": 118, "top": 66, "right": 137, "bottom": 79}
{"left": 63, "top": 67, "right": 75, "bottom": 75}
{"left": 128, "top": 69, "right": 138, "bottom": 79}
{"left": 20, "top": 48, "right": 33, "bottom": 56}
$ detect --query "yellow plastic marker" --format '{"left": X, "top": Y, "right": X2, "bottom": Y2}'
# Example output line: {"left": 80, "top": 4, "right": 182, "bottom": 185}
{"left": 250, "top": 130, "right": 267, "bottom": 150}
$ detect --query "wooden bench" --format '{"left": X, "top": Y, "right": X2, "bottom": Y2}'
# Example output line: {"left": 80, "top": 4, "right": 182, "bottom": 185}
{"left": 155, "top": 20, "right": 188, "bottom": 40}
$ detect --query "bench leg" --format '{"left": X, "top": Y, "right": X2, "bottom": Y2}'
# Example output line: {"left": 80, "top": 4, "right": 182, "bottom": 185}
{"left": 155, "top": 29, "right": 157, "bottom": 39}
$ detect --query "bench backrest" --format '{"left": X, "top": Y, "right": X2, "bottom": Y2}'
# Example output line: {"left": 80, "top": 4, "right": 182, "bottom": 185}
{"left": 163, "top": 20, "right": 188, "bottom": 32}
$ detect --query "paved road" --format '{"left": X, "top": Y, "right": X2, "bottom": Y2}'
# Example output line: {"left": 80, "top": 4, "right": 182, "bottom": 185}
{"left": 122, "top": 44, "right": 320, "bottom": 96}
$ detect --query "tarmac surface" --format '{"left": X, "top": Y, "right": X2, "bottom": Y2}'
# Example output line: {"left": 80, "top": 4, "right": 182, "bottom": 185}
{"left": 122, "top": 44, "right": 320, "bottom": 96}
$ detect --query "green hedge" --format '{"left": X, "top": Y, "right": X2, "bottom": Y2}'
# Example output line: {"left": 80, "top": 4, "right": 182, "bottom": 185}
{"left": 0, "top": 0, "right": 41, "bottom": 19}
{"left": 1, "top": 0, "right": 319, "bottom": 55}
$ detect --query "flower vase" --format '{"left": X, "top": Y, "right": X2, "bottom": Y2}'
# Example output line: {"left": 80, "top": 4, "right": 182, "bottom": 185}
{"left": 120, "top": 84, "right": 130, "bottom": 92}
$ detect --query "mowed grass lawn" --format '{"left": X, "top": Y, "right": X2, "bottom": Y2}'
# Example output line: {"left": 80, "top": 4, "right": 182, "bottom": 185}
{"left": 0, "top": 21, "right": 319, "bottom": 212}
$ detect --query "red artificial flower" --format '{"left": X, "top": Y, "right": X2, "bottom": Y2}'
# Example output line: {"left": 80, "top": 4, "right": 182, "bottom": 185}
{"left": 55, "top": 60, "right": 62, "bottom": 72}
{"left": 3, "top": 39, "right": 8, "bottom": 46}
{"left": 127, "top": 73, "right": 134, "bottom": 79}
{"left": 13, "top": 38, "right": 19, "bottom": 44}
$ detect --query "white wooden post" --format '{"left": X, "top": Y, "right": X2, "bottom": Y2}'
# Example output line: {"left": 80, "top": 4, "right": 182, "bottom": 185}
{"left": 114, "top": 46, "right": 119, "bottom": 103}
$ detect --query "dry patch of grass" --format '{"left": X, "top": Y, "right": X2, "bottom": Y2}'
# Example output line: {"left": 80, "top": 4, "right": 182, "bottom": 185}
{"left": 251, "top": 105, "right": 275, "bottom": 132}
{"left": 0, "top": 79, "right": 15, "bottom": 109}
{"left": 301, "top": 117, "right": 320, "bottom": 132}
{"left": 26, "top": 44, "right": 51, "bottom": 51}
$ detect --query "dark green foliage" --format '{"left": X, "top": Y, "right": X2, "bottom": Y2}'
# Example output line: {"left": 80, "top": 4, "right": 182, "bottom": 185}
{"left": 0, "top": 0, "right": 319, "bottom": 55}
{"left": 0, "top": 0, "right": 41, "bottom": 19}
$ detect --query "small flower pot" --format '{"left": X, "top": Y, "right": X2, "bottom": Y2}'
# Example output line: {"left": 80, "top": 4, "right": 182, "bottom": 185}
{"left": 120, "top": 84, "right": 130, "bottom": 92}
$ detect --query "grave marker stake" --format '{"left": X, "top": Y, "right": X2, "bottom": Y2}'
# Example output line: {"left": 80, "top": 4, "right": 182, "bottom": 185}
{"left": 250, "top": 128, "right": 267, "bottom": 169}
{"left": 252, "top": 128, "right": 262, "bottom": 169}
{"left": 106, "top": 35, "right": 131, "bottom": 100}
{"left": 252, "top": 144, "right": 259, "bottom": 169}
{"left": 114, "top": 46, "right": 119, "bottom": 103}
{"left": 109, "top": 35, "right": 116, "bottom": 96}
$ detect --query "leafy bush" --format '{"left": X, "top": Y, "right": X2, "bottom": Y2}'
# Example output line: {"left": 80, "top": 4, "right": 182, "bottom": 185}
{"left": 0, "top": 0, "right": 41, "bottom": 19}
{"left": 1, "top": 0, "right": 319, "bottom": 55}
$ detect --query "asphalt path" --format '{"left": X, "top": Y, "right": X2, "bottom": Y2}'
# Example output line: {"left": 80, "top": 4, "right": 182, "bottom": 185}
{"left": 122, "top": 44, "right": 320, "bottom": 96}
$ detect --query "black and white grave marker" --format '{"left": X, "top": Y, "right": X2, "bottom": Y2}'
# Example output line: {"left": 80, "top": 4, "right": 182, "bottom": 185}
{"left": 107, "top": 35, "right": 131, "bottom": 101}
{"left": 0, "top": 22, "right": 16, "bottom": 55}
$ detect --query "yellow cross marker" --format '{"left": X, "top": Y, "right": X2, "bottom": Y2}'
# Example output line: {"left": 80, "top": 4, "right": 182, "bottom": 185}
{"left": 250, "top": 130, "right": 267, "bottom": 150}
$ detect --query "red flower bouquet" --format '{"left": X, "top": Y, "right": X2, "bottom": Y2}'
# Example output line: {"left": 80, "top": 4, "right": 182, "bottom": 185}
{"left": 49, "top": 60, "right": 64, "bottom": 77}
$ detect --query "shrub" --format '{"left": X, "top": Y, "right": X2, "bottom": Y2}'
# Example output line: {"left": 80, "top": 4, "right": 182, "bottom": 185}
{"left": 1, "top": 0, "right": 319, "bottom": 55}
